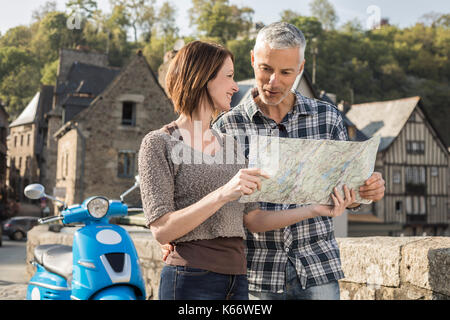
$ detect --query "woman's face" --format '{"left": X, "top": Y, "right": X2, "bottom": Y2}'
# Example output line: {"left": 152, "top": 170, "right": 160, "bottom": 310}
{"left": 207, "top": 56, "right": 239, "bottom": 112}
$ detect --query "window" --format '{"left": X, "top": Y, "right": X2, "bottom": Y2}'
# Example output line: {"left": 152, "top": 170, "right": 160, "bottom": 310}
{"left": 393, "top": 171, "right": 401, "bottom": 184}
{"left": 65, "top": 153, "right": 69, "bottom": 177}
{"left": 27, "top": 134, "right": 30, "bottom": 146}
{"left": 430, "top": 196, "right": 437, "bottom": 207}
{"left": 20, "top": 135, "right": 23, "bottom": 146}
{"left": 406, "top": 141, "right": 425, "bottom": 155}
{"left": 405, "top": 166, "right": 425, "bottom": 185}
{"left": 431, "top": 167, "right": 439, "bottom": 177}
{"left": 395, "top": 201, "right": 402, "bottom": 213}
{"left": 60, "top": 154, "right": 64, "bottom": 179}
{"left": 406, "top": 196, "right": 426, "bottom": 215}
{"left": 14, "top": 136, "right": 17, "bottom": 147}
{"left": 118, "top": 151, "right": 136, "bottom": 178}
{"left": 121, "top": 101, "right": 136, "bottom": 126}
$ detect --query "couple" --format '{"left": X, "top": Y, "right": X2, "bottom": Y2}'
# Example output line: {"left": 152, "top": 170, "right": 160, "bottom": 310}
{"left": 138, "top": 22, "right": 385, "bottom": 300}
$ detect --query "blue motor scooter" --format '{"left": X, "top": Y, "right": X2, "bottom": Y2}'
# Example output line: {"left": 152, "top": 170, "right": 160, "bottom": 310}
{"left": 24, "top": 177, "right": 146, "bottom": 300}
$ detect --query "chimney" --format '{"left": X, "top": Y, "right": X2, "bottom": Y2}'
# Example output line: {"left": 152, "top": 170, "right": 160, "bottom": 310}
{"left": 76, "top": 45, "right": 91, "bottom": 52}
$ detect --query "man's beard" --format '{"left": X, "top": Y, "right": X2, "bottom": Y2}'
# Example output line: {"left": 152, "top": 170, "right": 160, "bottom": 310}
{"left": 258, "top": 87, "right": 290, "bottom": 106}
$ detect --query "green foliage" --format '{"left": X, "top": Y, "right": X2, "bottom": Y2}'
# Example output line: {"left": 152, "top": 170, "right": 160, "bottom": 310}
{"left": 41, "top": 59, "right": 59, "bottom": 85}
{"left": 0, "top": 47, "right": 40, "bottom": 118}
{"left": 30, "top": 11, "right": 81, "bottom": 63}
{"left": 109, "top": 0, "right": 156, "bottom": 43}
{"left": 309, "top": 0, "right": 338, "bottom": 31}
{"left": 0, "top": 26, "right": 33, "bottom": 49}
{"left": 306, "top": 20, "right": 450, "bottom": 145}
{"left": 0, "top": 2, "right": 448, "bottom": 145}
{"left": 66, "top": 0, "right": 98, "bottom": 17}
{"left": 226, "top": 38, "right": 255, "bottom": 81}
{"left": 143, "top": 33, "right": 177, "bottom": 71}
{"left": 189, "top": 0, "right": 254, "bottom": 43}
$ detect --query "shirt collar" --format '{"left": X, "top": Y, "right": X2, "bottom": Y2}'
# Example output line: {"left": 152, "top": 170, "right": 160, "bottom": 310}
{"left": 244, "top": 88, "right": 318, "bottom": 121}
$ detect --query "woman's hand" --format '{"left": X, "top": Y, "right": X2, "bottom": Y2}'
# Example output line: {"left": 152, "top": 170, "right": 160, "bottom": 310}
{"left": 314, "top": 185, "right": 356, "bottom": 218}
{"left": 219, "top": 168, "right": 270, "bottom": 202}
{"left": 160, "top": 243, "right": 174, "bottom": 262}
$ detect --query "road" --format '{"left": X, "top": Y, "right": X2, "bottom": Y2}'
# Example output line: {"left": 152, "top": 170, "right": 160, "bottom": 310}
{"left": 0, "top": 236, "right": 28, "bottom": 300}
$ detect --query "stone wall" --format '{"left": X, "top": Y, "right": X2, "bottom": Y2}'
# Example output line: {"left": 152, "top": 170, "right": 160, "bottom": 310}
{"left": 336, "top": 237, "right": 450, "bottom": 299}
{"left": 26, "top": 225, "right": 450, "bottom": 300}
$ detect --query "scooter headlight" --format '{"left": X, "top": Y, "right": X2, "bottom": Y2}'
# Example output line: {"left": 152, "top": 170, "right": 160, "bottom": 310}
{"left": 87, "top": 197, "right": 109, "bottom": 219}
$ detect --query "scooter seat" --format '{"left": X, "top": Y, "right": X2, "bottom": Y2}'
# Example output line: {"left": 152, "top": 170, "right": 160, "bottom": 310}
{"left": 34, "top": 244, "right": 73, "bottom": 280}
{"left": 34, "top": 244, "right": 62, "bottom": 265}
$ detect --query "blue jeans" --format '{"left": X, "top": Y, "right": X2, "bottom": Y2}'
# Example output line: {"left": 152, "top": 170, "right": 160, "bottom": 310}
{"left": 249, "top": 260, "right": 340, "bottom": 300}
{"left": 159, "top": 265, "right": 249, "bottom": 300}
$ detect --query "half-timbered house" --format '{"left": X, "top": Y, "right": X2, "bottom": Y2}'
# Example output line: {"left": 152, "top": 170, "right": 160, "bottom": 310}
{"left": 346, "top": 96, "right": 449, "bottom": 236}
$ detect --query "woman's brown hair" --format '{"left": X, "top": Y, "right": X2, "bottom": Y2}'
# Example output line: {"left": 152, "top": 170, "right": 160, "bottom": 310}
{"left": 165, "top": 40, "right": 234, "bottom": 119}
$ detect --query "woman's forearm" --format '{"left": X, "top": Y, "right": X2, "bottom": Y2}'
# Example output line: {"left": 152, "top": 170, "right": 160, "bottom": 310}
{"left": 244, "top": 206, "right": 320, "bottom": 233}
{"left": 150, "top": 186, "right": 228, "bottom": 244}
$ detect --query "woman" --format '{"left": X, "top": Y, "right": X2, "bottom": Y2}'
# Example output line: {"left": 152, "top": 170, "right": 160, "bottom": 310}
{"left": 138, "top": 41, "right": 355, "bottom": 300}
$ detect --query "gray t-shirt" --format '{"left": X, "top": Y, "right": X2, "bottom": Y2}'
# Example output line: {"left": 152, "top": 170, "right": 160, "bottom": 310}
{"left": 138, "top": 122, "right": 259, "bottom": 243}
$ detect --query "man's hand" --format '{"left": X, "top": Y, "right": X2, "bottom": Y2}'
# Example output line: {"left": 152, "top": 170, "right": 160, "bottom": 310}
{"left": 161, "top": 243, "right": 174, "bottom": 262}
{"left": 359, "top": 172, "right": 385, "bottom": 202}
{"left": 315, "top": 185, "right": 356, "bottom": 218}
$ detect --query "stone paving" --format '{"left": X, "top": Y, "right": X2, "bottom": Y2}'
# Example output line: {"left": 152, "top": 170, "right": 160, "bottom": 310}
{"left": 0, "top": 283, "right": 27, "bottom": 300}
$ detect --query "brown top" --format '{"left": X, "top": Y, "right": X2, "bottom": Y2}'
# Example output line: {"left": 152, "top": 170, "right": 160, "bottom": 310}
{"left": 138, "top": 121, "right": 259, "bottom": 274}
{"left": 166, "top": 237, "right": 247, "bottom": 275}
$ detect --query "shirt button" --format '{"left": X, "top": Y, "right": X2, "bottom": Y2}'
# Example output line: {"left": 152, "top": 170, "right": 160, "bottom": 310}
{"left": 284, "top": 247, "right": 289, "bottom": 253}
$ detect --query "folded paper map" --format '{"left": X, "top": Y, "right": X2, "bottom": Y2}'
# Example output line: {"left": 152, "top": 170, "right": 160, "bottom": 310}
{"left": 239, "top": 135, "right": 381, "bottom": 205}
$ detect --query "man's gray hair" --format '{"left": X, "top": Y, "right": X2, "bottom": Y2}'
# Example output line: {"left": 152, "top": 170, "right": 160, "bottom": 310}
{"left": 254, "top": 22, "right": 307, "bottom": 60}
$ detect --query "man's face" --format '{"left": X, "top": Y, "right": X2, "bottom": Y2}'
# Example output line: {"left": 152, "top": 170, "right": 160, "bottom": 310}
{"left": 251, "top": 43, "right": 305, "bottom": 106}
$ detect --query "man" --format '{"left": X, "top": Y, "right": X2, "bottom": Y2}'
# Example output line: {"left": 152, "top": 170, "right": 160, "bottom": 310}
{"left": 211, "top": 22, "right": 385, "bottom": 300}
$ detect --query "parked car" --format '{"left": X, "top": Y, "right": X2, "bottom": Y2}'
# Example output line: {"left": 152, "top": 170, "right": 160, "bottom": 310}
{"left": 2, "top": 216, "right": 39, "bottom": 241}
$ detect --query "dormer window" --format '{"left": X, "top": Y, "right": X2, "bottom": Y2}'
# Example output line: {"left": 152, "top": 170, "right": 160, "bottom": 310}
{"left": 122, "top": 101, "right": 136, "bottom": 126}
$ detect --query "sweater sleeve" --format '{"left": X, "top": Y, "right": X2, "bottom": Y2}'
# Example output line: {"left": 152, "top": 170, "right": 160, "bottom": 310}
{"left": 138, "top": 132, "right": 175, "bottom": 228}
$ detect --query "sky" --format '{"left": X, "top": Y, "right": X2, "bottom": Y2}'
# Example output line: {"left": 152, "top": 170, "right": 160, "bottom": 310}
{"left": 0, "top": 0, "right": 449, "bottom": 37}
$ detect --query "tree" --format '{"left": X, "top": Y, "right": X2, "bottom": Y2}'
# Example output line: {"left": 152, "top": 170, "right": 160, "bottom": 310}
{"left": 41, "top": 59, "right": 59, "bottom": 85}
{"left": 189, "top": 0, "right": 254, "bottom": 44}
{"left": 32, "top": 1, "right": 58, "bottom": 21}
{"left": 309, "top": 0, "right": 338, "bottom": 31}
{"left": 31, "top": 12, "right": 81, "bottom": 63}
{"left": 226, "top": 38, "right": 255, "bottom": 81}
{"left": 109, "top": 0, "right": 156, "bottom": 43}
{"left": 0, "top": 26, "right": 33, "bottom": 49}
{"left": 0, "top": 47, "right": 41, "bottom": 117}
{"left": 280, "top": 10, "right": 323, "bottom": 41}
{"left": 66, "top": 0, "right": 98, "bottom": 18}
{"left": 156, "top": 1, "right": 179, "bottom": 40}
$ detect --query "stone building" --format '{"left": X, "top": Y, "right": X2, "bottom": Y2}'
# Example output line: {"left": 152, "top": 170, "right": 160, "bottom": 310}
{"left": 7, "top": 86, "right": 53, "bottom": 202}
{"left": 53, "top": 51, "right": 175, "bottom": 206}
{"left": 42, "top": 48, "right": 112, "bottom": 199}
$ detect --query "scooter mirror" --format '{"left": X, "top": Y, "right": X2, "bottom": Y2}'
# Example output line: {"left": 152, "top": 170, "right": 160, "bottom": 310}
{"left": 24, "top": 184, "right": 46, "bottom": 200}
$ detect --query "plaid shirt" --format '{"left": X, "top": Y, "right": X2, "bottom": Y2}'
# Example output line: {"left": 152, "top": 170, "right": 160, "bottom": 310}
{"left": 212, "top": 89, "right": 348, "bottom": 293}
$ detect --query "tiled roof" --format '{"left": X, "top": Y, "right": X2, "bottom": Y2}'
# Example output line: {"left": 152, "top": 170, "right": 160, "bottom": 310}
{"left": 345, "top": 96, "right": 420, "bottom": 151}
